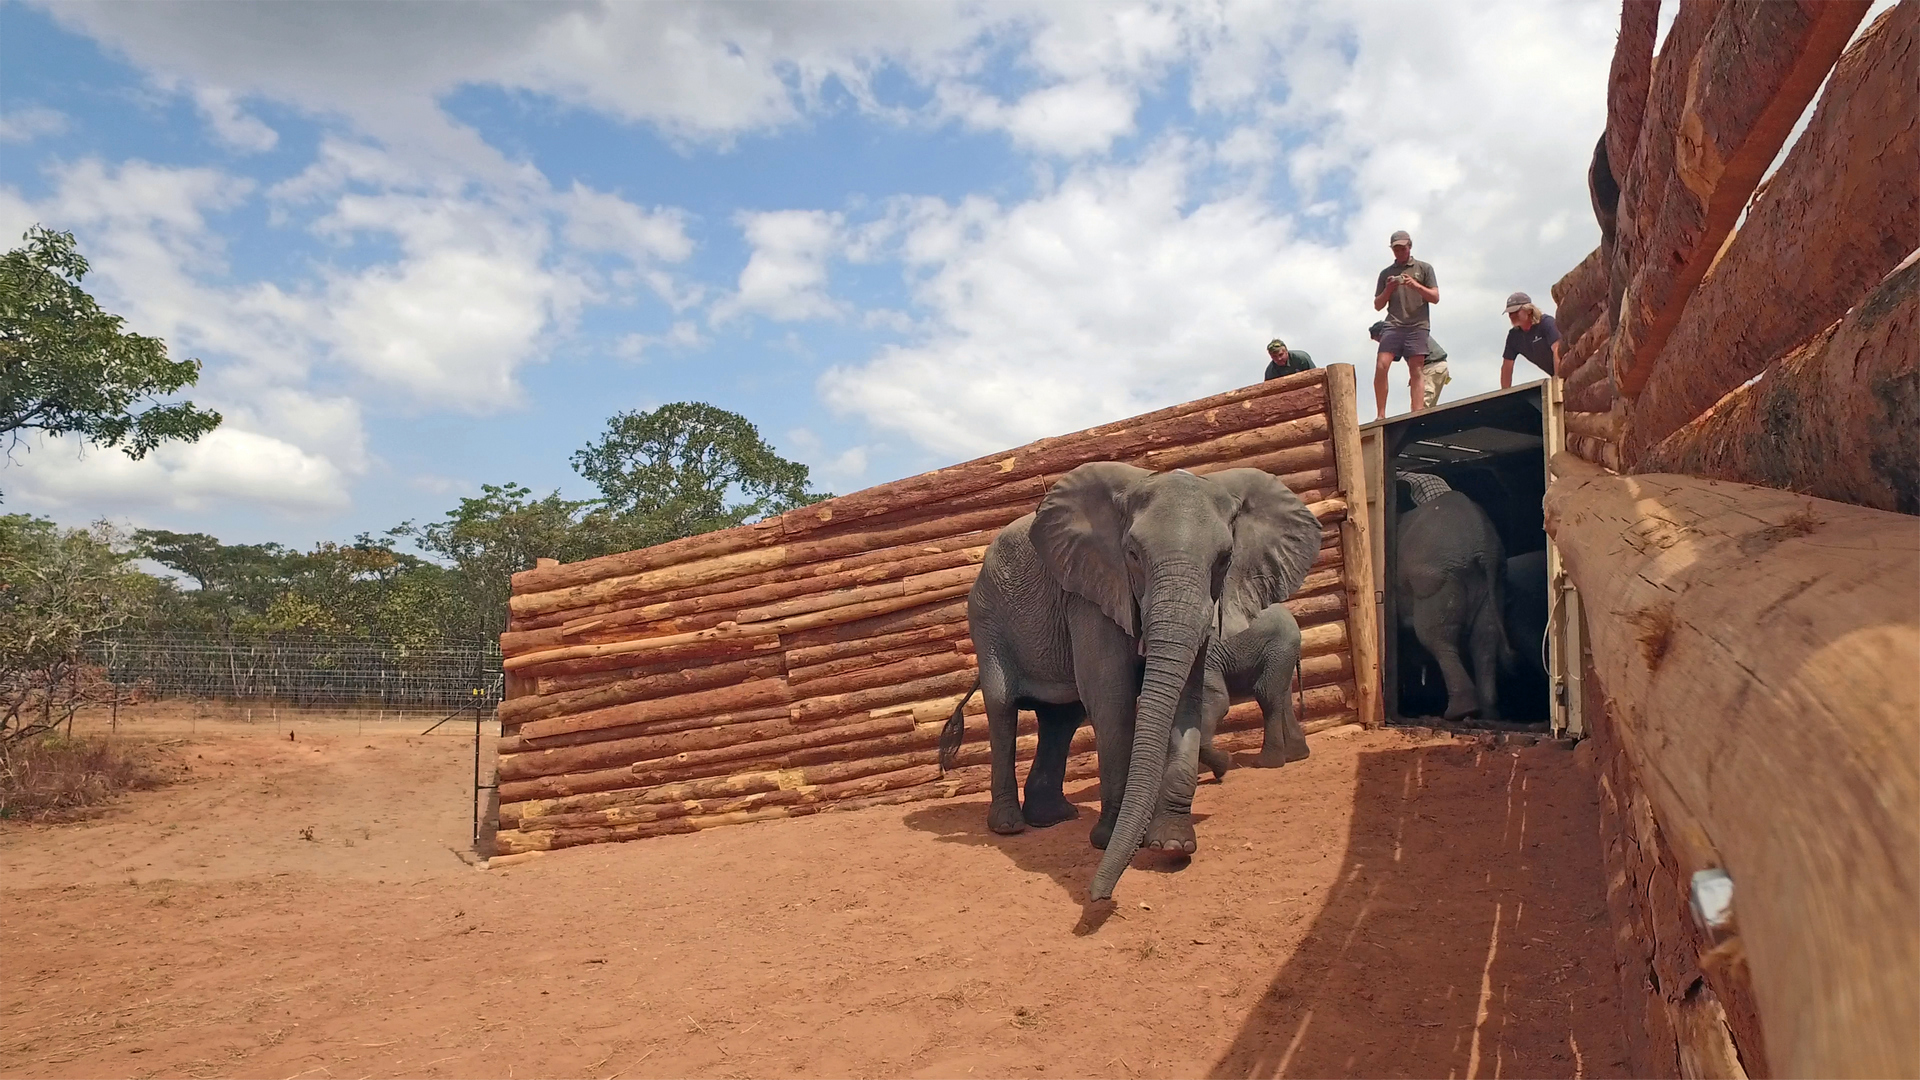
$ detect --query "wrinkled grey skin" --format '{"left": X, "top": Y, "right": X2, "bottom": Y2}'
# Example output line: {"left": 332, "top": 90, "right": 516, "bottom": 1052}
{"left": 1195, "top": 602, "right": 1309, "bottom": 781}
{"left": 1503, "top": 550, "right": 1549, "bottom": 684}
{"left": 1396, "top": 489, "right": 1513, "bottom": 721}
{"left": 941, "top": 464, "right": 1322, "bottom": 902}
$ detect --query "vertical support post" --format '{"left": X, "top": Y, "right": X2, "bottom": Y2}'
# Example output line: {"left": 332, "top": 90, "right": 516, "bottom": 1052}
{"left": 472, "top": 688, "right": 483, "bottom": 849}
{"left": 1326, "top": 364, "right": 1384, "bottom": 727}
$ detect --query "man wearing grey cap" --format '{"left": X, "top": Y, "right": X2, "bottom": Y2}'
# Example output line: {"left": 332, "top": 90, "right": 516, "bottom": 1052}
{"left": 1500, "top": 291, "right": 1560, "bottom": 389}
{"left": 1372, "top": 229, "right": 1440, "bottom": 420}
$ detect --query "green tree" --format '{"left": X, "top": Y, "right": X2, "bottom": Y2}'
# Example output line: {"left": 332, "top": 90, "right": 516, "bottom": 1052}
{"left": 0, "top": 515, "right": 162, "bottom": 741}
{"left": 132, "top": 529, "right": 291, "bottom": 635}
{"left": 390, "top": 482, "right": 615, "bottom": 640}
{"left": 0, "top": 227, "right": 222, "bottom": 476}
{"left": 570, "top": 401, "right": 830, "bottom": 549}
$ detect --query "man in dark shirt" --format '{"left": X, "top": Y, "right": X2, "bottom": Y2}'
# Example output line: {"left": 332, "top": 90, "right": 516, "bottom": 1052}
{"left": 1500, "top": 291, "right": 1561, "bottom": 388}
{"left": 1264, "top": 338, "right": 1315, "bottom": 381}
{"left": 1372, "top": 229, "right": 1440, "bottom": 419}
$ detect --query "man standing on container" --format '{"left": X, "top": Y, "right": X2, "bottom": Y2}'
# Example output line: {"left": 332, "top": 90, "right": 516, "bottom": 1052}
{"left": 1372, "top": 229, "right": 1440, "bottom": 420}
{"left": 1263, "top": 338, "right": 1315, "bottom": 381}
{"left": 1372, "top": 321, "right": 1450, "bottom": 408}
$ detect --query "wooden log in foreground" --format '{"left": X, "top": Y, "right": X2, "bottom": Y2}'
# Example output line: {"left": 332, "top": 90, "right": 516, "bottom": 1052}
{"left": 1566, "top": 434, "right": 1621, "bottom": 473}
{"left": 1611, "top": 0, "right": 1873, "bottom": 398}
{"left": 1605, "top": 0, "right": 1662, "bottom": 184}
{"left": 500, "top": 653, "right": 785, "bottom": 726}
{"left": 1544, "top": 451, "right": 1918, "bottom": 1080}
{"left": 1565, "top": 409, "right": 1622, "bottom": 443}
{"left": 1624, "top": 2, "right": 1920, "bottom": 460}
{"left": 1638, "top": 253, "right": 1919, "bottom": 514}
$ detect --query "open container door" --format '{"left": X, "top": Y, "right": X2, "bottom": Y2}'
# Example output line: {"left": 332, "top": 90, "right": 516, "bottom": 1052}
{"left": 1540, "top": 377, "right": 1585, "bottom": 739}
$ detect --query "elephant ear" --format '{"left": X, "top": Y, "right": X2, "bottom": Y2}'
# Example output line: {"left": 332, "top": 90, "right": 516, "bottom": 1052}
{"left": 1208, "top": 468, "right": 1323, "bottom": 636}
{"left": 1031, "top": 461, "right": 1151, "bottom": 635}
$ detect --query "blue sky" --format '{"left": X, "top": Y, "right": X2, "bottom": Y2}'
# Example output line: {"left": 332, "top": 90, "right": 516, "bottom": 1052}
{"left": 3, "top": 0, "right": 1692, "bottom": 548}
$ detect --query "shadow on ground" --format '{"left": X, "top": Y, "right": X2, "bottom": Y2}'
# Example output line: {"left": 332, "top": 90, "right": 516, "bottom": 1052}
{"left": 1208, "top": 740, "right": 1627, "bottom": 1079}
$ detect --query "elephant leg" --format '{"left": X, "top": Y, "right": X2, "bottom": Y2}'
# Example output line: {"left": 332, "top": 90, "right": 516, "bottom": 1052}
{"left": 1409, "top": 578, "right": 1480, "bottom": 720}
{"left": 1023, "top": 701, "right": 1083, "bottom": 827}
{"left": 1469, "top": 592, "right": 1504, "bottom": 722}
{"left": 1197, "top": 660, "right": 1233, "bottom": 781}
{"left": 1144, "top": 661, "right": 1205, "bottom": 853}
{"left": 981, "top": 673, "right": 1026, "bottom": 835}
{"left": 1253, "top": 622, "right": 1308, "bottom": 767}
{"left": 1068, "top": 600, "right": 1136, "bottom": 851}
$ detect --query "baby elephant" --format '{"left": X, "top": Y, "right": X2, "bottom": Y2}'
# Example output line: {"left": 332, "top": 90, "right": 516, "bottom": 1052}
{"left": 1146, "top": 603, "right": 1308, "bottom": 856}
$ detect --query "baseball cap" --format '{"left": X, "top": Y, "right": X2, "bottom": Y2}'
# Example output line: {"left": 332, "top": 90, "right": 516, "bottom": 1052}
{"left": 1368, "top": 320, "right": 1388, "bottom": 339}
{"left": 1267, "top": 338, "right": 1287, "bottom": 353}
{"left": 1389, "top": 230, "right": 1412, "bottom": 246}
{"left": 1504, "top": 291, "right": 1533, "bottom": 313}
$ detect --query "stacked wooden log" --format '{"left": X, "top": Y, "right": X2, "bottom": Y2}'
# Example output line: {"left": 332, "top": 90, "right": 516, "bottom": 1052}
{"left": 1565, "top": 0, "right": 1914, "bottom": 475}
{"left": 492, "top": 366, "right": 1377, "bottom": 855}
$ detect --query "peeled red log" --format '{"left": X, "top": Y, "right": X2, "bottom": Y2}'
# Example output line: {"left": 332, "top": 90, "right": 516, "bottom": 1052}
{"left": 510, "top": 519, "right": 782, "bottom": 597}
{"left": 504, "top": 654, "right": 785, "bottom": 724}
{"left": 1625, "top": 3, "right": 1920, "bottom": 459}
{"left": 501, "top": 608, "right": 735, "bottom": 657}
{"left": 1610, "top": 0, "right": 1727, "bottom": 336}
{"left": 783, "top": 597, "right": 969, "bottom": 650}
{"left": 1553, "top": 246, "right": 1608, "bottom": 351}
{"left": 511, "top": 633, "right": 783, "bottom": 681}
{"left": 1133, "top": 415, "right": 1329, "bottom": 473}
{"left": 1567, "top": 434, "right": 1622, "bottom": 472}
{"left": 1306, "top": 495, "right": 1348, "bottom": 526}
{"left": 786, "top": 621, "right": 970, "bottom": 670}
{"left": 511, "top": 542, "right": 790, "bottom": 620}
{"left": 504, "top": 675, "right": 793, "bottom": 745}
{"left": 1605, "top": 0, "right": 1663, "bottom": 186}
{"left": 557, "top": 546, "right": 986, "bottom": 642}
{"left": 508, "top": 531, "right": 995, "bottom": 633}
{"left": 778, "top": 374, "right": 1329, "bottom": 536}
{"left": 1638, "top": 255, "right": 1918, "bottom": 513}
{"left": 1612, "top": 0, "right": 1872, "bottom": 398}
{"left": 732, "top": 564, "right": 979, "bottom": 624}
{"left": 1284, "top": 589, "right": 1347, "bottom": 629}
{"left": 498, "top": 704, "right": 792, "bottom": 755}
{"left": 503, "top": 581, "right": 974, "bottom": 673}
{"left": 503, "top": 709, "right": 924, "bottom": 784}
{"left": 1566, "top": 409, "right": 1623, "bottom": 443}
{"left": 788, "top": 638, "right": 964, "bottom": 686}
{"left": 789, "top": 667, "right": 982, "bottom": 725}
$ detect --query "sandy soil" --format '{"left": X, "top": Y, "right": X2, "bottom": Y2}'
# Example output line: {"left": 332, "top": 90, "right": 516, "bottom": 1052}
{"left": 1, "top": 712, "right": 1629, "bottom": 1079}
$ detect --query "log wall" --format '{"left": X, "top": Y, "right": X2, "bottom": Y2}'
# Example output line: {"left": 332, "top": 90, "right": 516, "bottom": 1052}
{"left": 491, "top": 365, "right": 1380, "bottom": 855}
{"left": 1549, "top": 5, "right": 1920, "bottom": 1076}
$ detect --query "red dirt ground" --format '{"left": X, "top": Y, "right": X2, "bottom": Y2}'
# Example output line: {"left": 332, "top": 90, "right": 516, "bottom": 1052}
{"left": 1, "top": 712, "right": 1629, "bottom": 1079}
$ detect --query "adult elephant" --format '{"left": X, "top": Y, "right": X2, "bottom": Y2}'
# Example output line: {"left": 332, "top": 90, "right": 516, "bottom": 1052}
{"left": 940, "top": 463, "right": 1322, "bottom": 902}
{"left": 1395, "top": 475, "right": 1512, "bottom": 721}
{"left": 1503, "top": 549, "right": 1549, "bottom": 684}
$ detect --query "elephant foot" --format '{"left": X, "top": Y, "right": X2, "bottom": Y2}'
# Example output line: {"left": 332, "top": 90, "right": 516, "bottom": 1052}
{"left": 1090, "top": 816, "right": 1116, "bottom": 850}
{"left": 1255, "top": 739, "right": 1311, "bottom": 768}
{"left": 988, "top": 798, "right": 1027, "bottom": 836}
{"left": 1442, "top": 690, "right": 1482, "bottom": 722}
{"left": 1145, "top": 812, "right": 1197, "bottom": 855}
{"left": 1199, "top": 745, "right": 1233, "bottom": 780}
{"left": 1022, "top": 790, "right": 1080, "bottom": 828}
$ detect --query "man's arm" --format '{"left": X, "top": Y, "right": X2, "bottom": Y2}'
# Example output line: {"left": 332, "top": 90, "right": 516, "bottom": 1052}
{"left": 1500, "top": 358, "right": 1515, "bottom": 389}
{"left": 1402, "top": 275, "right": 1439, "bottom": 304}
{"left": 1551, "top": 339, "right": 1563, "bottom": 376}
{"left": 1373, "top": 272, "right": 1394, "bottom": 311}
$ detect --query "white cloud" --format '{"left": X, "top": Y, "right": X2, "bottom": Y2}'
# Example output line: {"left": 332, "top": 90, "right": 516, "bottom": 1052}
{"left": 193, "top": 87, "right": 278, "bottom": 152}
{"left": 562, "top": 183, "right": 694, "bottom": 264}
{"left": 714, "top": 209, "right": 845, "bottom": 323}
{"left": 3, "top": 428, "right": 351, "bottom": 516}
{"left": 0, "top": 106, "right": 68, "bottom": 143}
{"left": 823, "top": 0, "right": 1617, "bottom": 453}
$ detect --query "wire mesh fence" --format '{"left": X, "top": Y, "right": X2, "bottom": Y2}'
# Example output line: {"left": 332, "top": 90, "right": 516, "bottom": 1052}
{"left": 92, "top": 633, "right": 503, "bottom": 712}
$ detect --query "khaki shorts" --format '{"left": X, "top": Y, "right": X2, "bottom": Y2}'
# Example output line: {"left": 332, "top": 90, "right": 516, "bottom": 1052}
{"left": 1420, "top": 360, "right": 1450, "bottom": 407}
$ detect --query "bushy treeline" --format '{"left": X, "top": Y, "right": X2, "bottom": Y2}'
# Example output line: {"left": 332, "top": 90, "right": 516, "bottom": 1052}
{"left": 4, "top": 402, "right": 832, "bottom": 653}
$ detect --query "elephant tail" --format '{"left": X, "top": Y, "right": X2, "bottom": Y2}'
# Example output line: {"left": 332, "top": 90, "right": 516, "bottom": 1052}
{"left": 938, "top": 680, "right": 979, "bottom": 775}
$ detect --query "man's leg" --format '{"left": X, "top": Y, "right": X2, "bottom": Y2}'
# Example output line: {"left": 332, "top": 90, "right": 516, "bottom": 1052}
{"left": 1423, "top": 361, "right": 1449, "bottom": 408}
{"left": 1374, "top": 352, "right": 1395, "bottom": 420}
{"left": 1407, "top": 353, "right": 1427, "bottom": 412}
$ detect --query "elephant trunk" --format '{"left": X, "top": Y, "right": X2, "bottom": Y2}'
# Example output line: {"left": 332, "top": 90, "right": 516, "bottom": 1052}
{"left": 1089, "top": 565, "right": 1209, "bottom": 901}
